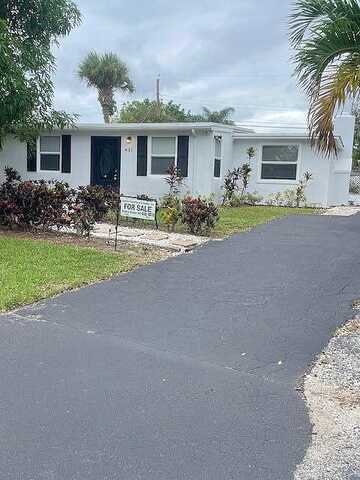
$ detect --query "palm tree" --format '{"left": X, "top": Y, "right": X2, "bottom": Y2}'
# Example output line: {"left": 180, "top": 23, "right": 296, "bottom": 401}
{"left": 201, "top": 107, "right": 235, "bottom": 125}
{"left": 78, "top": 52, "right": 135, "bottom": 123}
{"left": 290, "top": 0, "right": 360, "bottom": 156}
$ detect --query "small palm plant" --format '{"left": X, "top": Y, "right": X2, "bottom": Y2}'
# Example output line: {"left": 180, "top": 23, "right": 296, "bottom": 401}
{"left": 290, "top": 0, "right": 360, "bottom": 155}
{"left": 78, "top": 52, "right": 135, "bottom": 123}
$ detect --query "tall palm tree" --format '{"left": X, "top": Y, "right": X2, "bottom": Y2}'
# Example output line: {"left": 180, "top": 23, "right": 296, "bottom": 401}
{"left": 78, "top": 52, "right": 135, "bottom": 123}
{"left": 290, "top": 0, "right": 360, "bottom": 156}
{"left": 201, "top": 107, "right": 235, "bottom": 125}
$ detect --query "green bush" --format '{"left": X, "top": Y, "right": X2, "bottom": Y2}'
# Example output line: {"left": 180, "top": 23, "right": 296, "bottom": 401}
{"left": 159, "top": 194, "right": 182, "bottom": 231}
{"left": 266, "top": 172, "right": 313, "bottom": 208}
{"left": 228, "top": 192, "right": 263, "bottom": 207}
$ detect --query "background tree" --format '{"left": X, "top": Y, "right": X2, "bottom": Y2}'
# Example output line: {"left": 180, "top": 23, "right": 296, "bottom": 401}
{"left": 0, "top": 0, "right": 81, "bottom": 147}
{"left": 290, "top": 0, "right": 360, "bottom": 155}
{"left": 116, "top": 99, "right": 194, "bottom": 123}
{"left": 78, "top": 52, "right": 135, "bottom": 123}
{"left": 351, "top": 100, "right": 360, "bottom": 169}
{"left": 200, "top": 107, "right": 235, "bottom": 125}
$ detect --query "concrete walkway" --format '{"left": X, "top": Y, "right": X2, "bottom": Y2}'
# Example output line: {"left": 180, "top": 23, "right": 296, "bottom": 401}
{"left": 93, "top": 222, "right": 210, "bottom": 251}
{"left": 1, "top": 213, "right": 360, "bottom": 479}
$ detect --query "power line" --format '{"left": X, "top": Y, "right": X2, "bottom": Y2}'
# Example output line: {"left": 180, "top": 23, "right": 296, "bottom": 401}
{"left": 161, "top": 95, "right": 306, "bottom": 113}
{"left": 237, "top": 125, "right": 308, "bottom": 130}
{"left": 237, "top": 119, "right": 307, "bottom": 125}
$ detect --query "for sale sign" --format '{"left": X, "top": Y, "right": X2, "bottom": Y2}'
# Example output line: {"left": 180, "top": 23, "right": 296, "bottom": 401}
{"left": 120, "top": 196, "right": 157, "bottom": 221}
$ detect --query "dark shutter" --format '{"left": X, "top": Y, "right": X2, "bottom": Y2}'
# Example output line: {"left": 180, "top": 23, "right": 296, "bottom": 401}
{"left": 27, "top": 139, "right": 37, "bottom": 172}
{"left": 177, "top": 136, "right": 189, "bottom": 177}
{"left": 214, "top": 159, "right": 221, "bottom": 178}
{"left": 137, "top": 136, "right": 148, "bottom": 176}
{"left": 61, "top": 135, "right": 71, "bottom": 173}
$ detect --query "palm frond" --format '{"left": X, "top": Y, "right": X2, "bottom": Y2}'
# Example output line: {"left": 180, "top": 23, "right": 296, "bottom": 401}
{"left": 294, "top": 16, "right": 360, "bottom": 96}
{"left": 290, "top": 0, "right": 360, "bottom": 154}
{"left": 290, "top": 0, "right": 360, "bottom": 46}
{"left": 308, "top": 56, "right": 360, "bottom": 155}
{"left": 78, "top": 51, "right": 135, "bottom": 92}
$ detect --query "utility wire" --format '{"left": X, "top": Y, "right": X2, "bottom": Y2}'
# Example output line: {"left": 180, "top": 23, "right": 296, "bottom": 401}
{"left": 161, "top": 95, "right": 306, "bottom": 113}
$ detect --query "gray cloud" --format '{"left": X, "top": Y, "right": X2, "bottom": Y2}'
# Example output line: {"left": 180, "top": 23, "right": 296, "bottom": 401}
{"left": 52, "top": 0, "right": 309, "bottom": 129}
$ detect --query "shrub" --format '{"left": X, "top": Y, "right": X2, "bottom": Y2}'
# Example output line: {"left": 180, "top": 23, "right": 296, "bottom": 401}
{"left": 267, "top": 189, "right": 297, "bottom": 207}
{"left": 266, "top": 172, "right": 312, "bottom": 208}
{"left": 295, "top": 171, "right": 312, "bottom": 207}
{"left": 159, "top": 162, "right": 186, "bottom": 231}
{"left": 229, "top": 192, "right": 263, "bottom": 207}
{"left": 222, "top": 167, "right": 243, "bottom": 204}
{"left": 0, "top": 169, "right": 75, "bottom": 230}
{"left": 159, "top": 194, "right": 182, "bottom": 231}
{"left": 165, "top": 162, "right": 185, "bottom": 196}
{"left": 0, "top": 168, "right": 119, "bottom": 235}
{"left": 222, "top": 148, "right": 255, "bottom": 204}
{"left": 71, "top": 185, "right": 119, "bottom": 236}
{"left": 181, "top": 196, "right": 219, "bottom": 235}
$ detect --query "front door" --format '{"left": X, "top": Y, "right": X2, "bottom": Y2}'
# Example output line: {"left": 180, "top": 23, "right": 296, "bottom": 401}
{"left": 91, "top": 136, "right": 121, "bottom": 190}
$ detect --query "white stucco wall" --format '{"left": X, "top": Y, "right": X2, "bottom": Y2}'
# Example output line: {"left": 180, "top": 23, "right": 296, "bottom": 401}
{"left": 0, "top": 134, "right": 91, "bottom": 187}
{"left": 327, "top": 115, "right": 355, "bottom": 206}
{"left": 231, "top": 115, "right": 355, "bottom": 208}
{"left": 232, "top": 138, "right": 332, "bottom": 207}
{"left": 0, "top": 117, "right": 354, "bottom": 207}
{"left": 0, "top": 130, "right": 218, "bottom": 198}
{"left": 121, "top": 130, "right": 198, "bottom": 199}
{"left": 0, "top": 137, "right": 27, "bottom": 184}
{"left": 210, "top": 130, "right": 233, "bottom": 202}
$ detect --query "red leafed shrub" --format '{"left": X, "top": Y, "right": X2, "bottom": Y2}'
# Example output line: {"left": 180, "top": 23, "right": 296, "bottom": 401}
{"left": 0, "top": 166, "right": 76, "bottom": 230}
{"left": 0, "top": 169, "right": 119, "bottom": 234}
{"left": 181, "top": 196, "right": 219, "bottom": 235}
{"left": 75, "top": 185, "right": 119, "bottom": 222}
{"left": 71, "top": 185, "right": 119, "bottom": 236}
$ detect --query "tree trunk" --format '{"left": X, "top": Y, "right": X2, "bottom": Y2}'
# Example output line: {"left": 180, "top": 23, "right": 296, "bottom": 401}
{"left": 98, "top": 88, "right": 115, "bottom": 123}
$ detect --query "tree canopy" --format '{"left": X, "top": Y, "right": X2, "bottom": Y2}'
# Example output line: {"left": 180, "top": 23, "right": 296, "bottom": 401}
{"left": 115, "top": 99, "right": 194, "bottom": 123}
{"left": 0, "top": 0, "right": 81, "bottom": 145}
{"left": 115, "top": 99, "right": 235, "bottom": 125}
{"left": 78, "top": 52, "right": 135, "bottom": 123}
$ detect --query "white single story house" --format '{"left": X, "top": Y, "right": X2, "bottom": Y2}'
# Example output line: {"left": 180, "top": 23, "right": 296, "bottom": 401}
{"left": 0, "top": 115, "right": 355, "bottom": 207}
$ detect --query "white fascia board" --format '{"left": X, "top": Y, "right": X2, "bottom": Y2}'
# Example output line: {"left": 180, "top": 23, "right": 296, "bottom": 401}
{"left": 233, "top": 133, "right": 344, "bottom": 149}
{"left": 54, "top": 122, "right": 253, "bottom": 135}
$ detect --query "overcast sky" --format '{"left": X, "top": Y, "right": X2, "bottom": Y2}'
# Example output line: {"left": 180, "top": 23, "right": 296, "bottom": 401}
{"left": 52, "top": 0, "right": 309, "bottom": 130}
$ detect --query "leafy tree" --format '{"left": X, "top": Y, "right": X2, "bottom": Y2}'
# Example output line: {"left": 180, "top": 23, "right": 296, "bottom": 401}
{"left": 116, "top": 99, "right": 194, "bottom": 123}
{"left": 78, "top": 52, "right": 135, "bottom": 123}
{"left": 115, "top": 99, "right": 238, "bottom": 125}
{"left": 0, "top": 0, "right": 81, "bottom": 146}
{"left": 290, "top": 0, "right": 360, "bottom": 156}
{"left": 200, "top": 107, "right": 235, "bottom": 125}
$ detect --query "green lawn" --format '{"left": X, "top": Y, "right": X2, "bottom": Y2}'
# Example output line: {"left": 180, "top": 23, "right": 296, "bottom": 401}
{"left": 0, "top": 206, "right": 317, "bottom": 312}
{"left": 214, "top": 206, "right": 317, "bottom": 237}
{"left": 113, "top": 205, "right": 318, "bottom": 237}
{"left": 0, "top": 237, "right": 142, "bottom": 312}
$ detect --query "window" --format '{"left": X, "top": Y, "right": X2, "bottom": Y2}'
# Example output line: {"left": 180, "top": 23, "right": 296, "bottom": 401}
{"left": 261, "top": 145, "right": 298, "bottom": 180}
{"left": 214, "top": 137, "right": 222, "bottom": 178}
{"left": 151, "top": 137, "right": 176, "bottom": 174}
{"left": 40, "top": 136, "right": 61, "bottom": 171}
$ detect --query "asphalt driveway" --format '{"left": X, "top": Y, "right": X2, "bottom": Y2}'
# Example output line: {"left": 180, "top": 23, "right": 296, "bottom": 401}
{"left": 1, "top": 213, "right": 360, "bottom": 479}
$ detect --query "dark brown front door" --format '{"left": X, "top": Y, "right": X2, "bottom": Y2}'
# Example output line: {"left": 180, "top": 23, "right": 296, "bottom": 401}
{"left": 91, "top": 136, "right": 121, "bottom": 190}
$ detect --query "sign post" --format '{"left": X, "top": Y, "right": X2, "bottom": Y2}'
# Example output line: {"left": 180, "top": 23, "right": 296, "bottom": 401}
{"left": 114, "top": 196, "right": 158, "bottom": 251}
